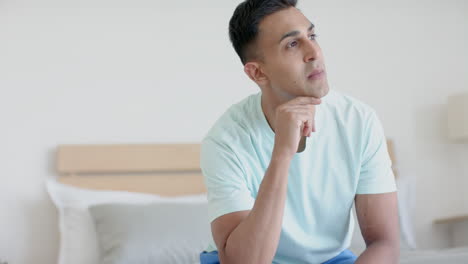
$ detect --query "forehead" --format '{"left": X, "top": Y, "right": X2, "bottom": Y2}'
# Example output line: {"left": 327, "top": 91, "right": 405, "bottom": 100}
{"left": 257, "top": 7, "right": 312, "bottom": 44}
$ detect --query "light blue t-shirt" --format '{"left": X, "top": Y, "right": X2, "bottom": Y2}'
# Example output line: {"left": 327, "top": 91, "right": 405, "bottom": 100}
{"left": 200, "top": 90, "right": 396, "bottom": 263}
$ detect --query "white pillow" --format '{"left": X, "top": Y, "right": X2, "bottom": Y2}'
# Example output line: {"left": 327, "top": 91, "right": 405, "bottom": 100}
{"left": 45, "top": 179, "right": 207, "bottom": 264}
{"left": 89, "top": 202, "right": 211, "bottom": 264}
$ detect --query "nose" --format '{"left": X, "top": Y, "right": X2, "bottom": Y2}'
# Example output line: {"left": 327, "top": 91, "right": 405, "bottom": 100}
{"left": 303, "top": 39, "right": 320, "bottom": 63}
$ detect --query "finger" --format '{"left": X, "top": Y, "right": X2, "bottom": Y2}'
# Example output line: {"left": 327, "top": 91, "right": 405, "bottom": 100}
{"left": 303, "top": 121, "right": 309, "bottom": 136}
{"left": 299, "top": 122, "right": 306, "bottom": 137}
{"left": 284, "top": 105, "right": 316, "bottom": 112}
{"left": 289, "top": 96, "right": 321, "bottom": 105}
{"left": 305, "top": 120, "right": 313, "bottom": 136}
{"left": 296, "top": 109, "right": 316, "bottom": 116}
{"left": 299, "top": 116, "right": 314, "bottom": 137}
{"left": 296, "top": 114, "right": 315, "bottom": 135}
{"left": 307, "top": 120, "right": 313, "bottom": 136}
{"left": 307, "top": 124, "right": 313, "bottom": 136}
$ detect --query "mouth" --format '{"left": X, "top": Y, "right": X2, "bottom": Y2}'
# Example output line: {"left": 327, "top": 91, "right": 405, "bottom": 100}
{"left": 307, "top": 69, "right": 325, "bottom": 80}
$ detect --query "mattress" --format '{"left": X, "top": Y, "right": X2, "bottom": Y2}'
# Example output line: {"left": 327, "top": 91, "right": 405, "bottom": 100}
{"left": 401, "top": 247, "right": 468, "bottom": 264}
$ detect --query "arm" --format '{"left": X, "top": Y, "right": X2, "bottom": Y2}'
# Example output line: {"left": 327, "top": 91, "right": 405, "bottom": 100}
{"left": 211, "top": 151, "right": 291, "bottom": 264}
{"left": 354, "top": 192, "right": 400, "bottom": 264}
{"left": 210, "top": 96, "right": 321, "bottom": 264}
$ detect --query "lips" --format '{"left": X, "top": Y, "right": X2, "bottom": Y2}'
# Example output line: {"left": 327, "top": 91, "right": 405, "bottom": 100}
{"left": 308, "top": 69, "right": 324, "bottom": 80}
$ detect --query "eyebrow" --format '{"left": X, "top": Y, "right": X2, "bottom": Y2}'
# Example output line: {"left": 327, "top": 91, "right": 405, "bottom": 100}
{"left": 278, "top": 23, "right": 315, "bottom": 43}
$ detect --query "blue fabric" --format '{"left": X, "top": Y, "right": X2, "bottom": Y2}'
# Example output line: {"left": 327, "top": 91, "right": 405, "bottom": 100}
{"left": 199, "top": 250, "right": 220, "bottom": 264}
{"left": 200, "top": 249, "right": 357, "bottom": 264}
{"left": 322, "top": 249, "right": 357, "bottom": 264}
{"left": 200, "top": 90, "right": 396, "bottom": 262}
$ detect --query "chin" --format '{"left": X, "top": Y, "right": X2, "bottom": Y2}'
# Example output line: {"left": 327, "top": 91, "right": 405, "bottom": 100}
{"left": 318, "top": 85, "right": 330, "bottom": 98}
{"left": 306, "top": 84, "right": 329, "bottom": 99}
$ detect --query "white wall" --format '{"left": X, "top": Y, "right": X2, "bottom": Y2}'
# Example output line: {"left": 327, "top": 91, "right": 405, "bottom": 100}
{"left": 1, "top": 0, "right": 467, "bottom": 263}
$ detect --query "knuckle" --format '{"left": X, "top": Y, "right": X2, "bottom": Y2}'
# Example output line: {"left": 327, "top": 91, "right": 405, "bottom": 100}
{"left": 282, "top": 111, "right": 292, "bottom": 119}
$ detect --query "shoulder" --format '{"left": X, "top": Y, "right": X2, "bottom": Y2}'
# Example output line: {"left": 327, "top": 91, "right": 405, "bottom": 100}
{"left": 321, "top": 90, "right": 380, "bottom": 134}
{"left": 200, "top": 94, "right": 260, "bottom": 181}
{"left": 202, "top": 93, "right": 259, "bottom": 148}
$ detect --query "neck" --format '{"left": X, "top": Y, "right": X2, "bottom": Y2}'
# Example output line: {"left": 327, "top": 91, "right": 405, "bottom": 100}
{"left": 260, "top": 90, "right": 290, "bottom": 134}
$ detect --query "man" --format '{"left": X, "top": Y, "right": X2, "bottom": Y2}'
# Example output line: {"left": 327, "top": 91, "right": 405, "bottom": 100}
{"left": 200, "top": 0, "right": 400, "bottom": 263}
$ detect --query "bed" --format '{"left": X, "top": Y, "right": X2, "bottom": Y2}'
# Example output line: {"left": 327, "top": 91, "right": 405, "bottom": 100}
{"left": 47, "top": 141, "right": 468, "bottom": 264}
{"left": 48, "top": 143, "right": 209, "bottom": 264}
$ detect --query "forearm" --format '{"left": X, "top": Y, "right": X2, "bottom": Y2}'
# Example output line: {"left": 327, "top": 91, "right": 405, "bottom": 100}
{"left": 222, "top": 151, "right": 291, "bottom": 264}
{"left": 355, "top": 240, "right": 400, "bottom": 264}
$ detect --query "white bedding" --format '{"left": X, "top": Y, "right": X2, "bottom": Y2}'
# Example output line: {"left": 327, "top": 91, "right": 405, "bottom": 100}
{"left": 47, "top": 180, "right": 210, "bottom": 264}
{"left": 48, "top": 175, "right": 467, "bottom": 264}
{"left": 401, "top": 247, "right": 468, "bottom": 264}
{"left": 349, "top": 177, "right": 468, "bottom": 264}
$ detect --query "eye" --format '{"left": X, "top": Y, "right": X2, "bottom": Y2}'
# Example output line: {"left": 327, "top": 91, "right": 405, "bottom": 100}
{"left": 309, "top": 34, "right": 318, "bottom": 40}
{"left": 287, "top": 40, "right": 298, "bottom": 48}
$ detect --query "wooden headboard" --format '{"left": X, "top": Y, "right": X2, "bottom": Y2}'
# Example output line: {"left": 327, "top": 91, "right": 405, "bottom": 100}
{"left": 56, "top": 144, "right": 206, "bottom": 196}
{"left": 56, "top": 139, "right": 397, "bottom": 195}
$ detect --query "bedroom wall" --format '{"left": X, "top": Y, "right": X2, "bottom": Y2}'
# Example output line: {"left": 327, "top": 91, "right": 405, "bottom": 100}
{"left": 1, "top": 0, "right": 467, "bottom": 263}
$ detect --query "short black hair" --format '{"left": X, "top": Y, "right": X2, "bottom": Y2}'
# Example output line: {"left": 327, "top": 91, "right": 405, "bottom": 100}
{"left": 229, "top": 0, "right": 298, "bottom": 65}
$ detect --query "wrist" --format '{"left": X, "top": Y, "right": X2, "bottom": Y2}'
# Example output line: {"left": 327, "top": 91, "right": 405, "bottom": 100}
{"left": 271, "top": 147, "right": 294, "bottom": 164}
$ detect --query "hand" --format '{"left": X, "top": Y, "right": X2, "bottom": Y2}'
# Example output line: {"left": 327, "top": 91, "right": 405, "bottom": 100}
{"left": 272, "top": 96, "right": 321, "bottom": 159}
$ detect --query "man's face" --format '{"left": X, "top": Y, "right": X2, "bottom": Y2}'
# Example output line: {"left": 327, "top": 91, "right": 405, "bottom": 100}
{"left": 255, "top": 7, "right": 329, "bottom": 99}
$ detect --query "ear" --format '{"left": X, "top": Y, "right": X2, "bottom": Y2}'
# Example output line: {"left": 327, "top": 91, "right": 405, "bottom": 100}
{"left": 244, "top": 62, "right": 269, "bottom": 86}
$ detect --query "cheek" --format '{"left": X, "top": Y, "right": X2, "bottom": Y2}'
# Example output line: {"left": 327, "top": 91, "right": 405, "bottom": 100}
{"left": 276, "top": 57, "right": 299, "bottom": 73}
{"left": 268, "top": 53, "right": 304, "bottom": 84}
{"left": 281, "top": 64, "right": 304, "bottom": 84}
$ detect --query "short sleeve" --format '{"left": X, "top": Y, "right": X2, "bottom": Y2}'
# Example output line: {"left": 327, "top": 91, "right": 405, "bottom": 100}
{"left": 357, "top": 110, "right": 397, "bottom": 194}
{"left": 200, "top": 138, "right": 255, "bottom": 223}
